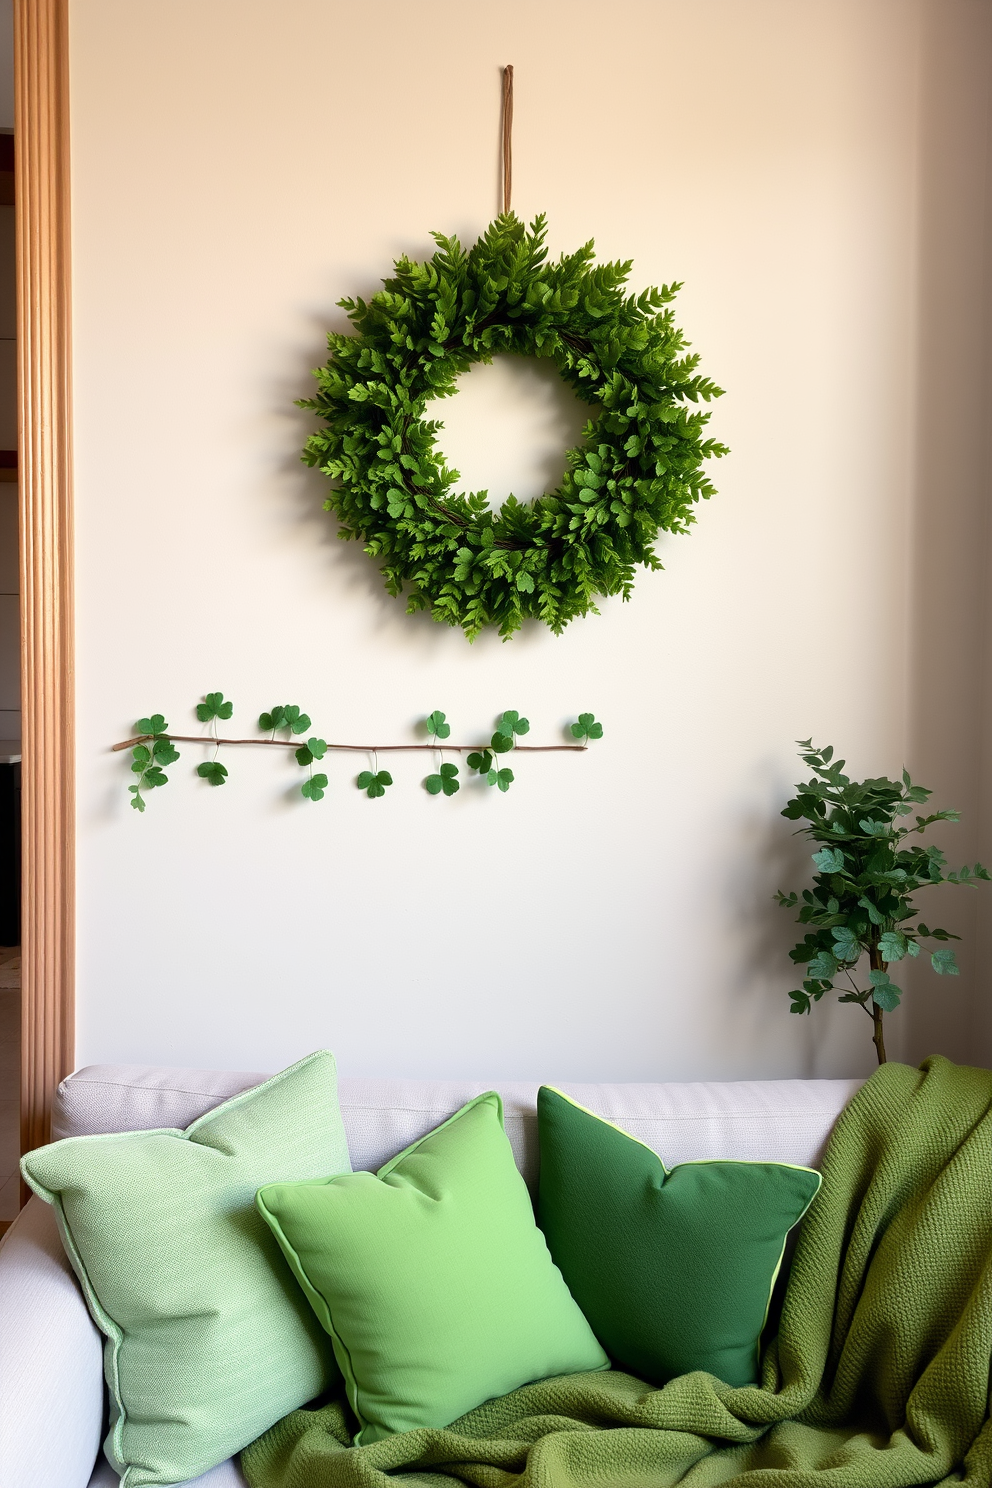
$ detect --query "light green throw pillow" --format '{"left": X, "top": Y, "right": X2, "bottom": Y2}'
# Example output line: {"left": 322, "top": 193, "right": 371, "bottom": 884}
{"left": 257, "top": 1090, "right": 609, "bottom": 1444}
{"left": 21, "top": 1050, "right": 351, "bottom": 1488}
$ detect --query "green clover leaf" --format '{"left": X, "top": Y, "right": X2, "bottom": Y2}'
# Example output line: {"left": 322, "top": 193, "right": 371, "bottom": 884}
{"left": 196, "top": 761, "right": 228, "bottom": 787}
{"left": 143, "top": 766, "right": 168, "bottom": 788}
{"left": 467, "top": 750, "right": 493, "bottom": 774}
{"left": 135, "top": 713, "right": 167, "bottom": 736}
{"left": 426, "top": 710, "right": 451, "bottom": 739}
{"left": 425, "top": 761, "right": 459, "bottom": 797}
{"left": 494, "top": 709, "right": 530, "bottom": 742}
{"left": 260, "top": 704, "right": 311, "bottom": 734}
{"left": 301, "top": 773, "right": 328, "bottom": 802}
{"left": 152, "top": 739, "right": 180, "bottom": 766}
{"left": 196, "top": 692, "right": 234, "bottom": 722}
{"left": 571, "top": 712, "right": 604, "bottom": 740}
{"left": 485, "top": 767, "right": 514, "bottom": 792}
{"left": 357, "top": 769, "right": 392, "bottom": 799}
{"left": 282, "top": 705, "right": 311, "bottom": 735}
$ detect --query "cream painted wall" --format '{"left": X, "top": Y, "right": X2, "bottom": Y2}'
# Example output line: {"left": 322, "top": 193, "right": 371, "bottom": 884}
{"left": 69, "top": 0, "right": 992, "bottom": 1080}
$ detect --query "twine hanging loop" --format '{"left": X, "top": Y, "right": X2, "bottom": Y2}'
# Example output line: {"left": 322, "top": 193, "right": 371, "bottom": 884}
{"left": 501, "top": 65, "right": 513, "bottom": 214}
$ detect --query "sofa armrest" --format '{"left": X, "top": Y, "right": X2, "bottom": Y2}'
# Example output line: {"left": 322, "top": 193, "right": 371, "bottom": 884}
{"left": 0, "top": 1195, "right": 104, "bottom": 1488}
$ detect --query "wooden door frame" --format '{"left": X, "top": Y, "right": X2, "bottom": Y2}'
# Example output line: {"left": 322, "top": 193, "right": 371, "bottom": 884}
{"left": 16, "top": 0, "right": 74, "bottom": 1164}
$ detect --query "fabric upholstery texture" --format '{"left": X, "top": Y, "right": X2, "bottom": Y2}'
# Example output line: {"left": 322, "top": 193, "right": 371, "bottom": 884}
{"left": 537, "top": 1085, "right": 821, "bottom": 1386}
{"left": 88, "top": 1455, "right": 248, "bottom": 1487}
{"left": 56, "top": 1066, "right": 864, "bottom": 1186}
{"left": 257, "top": 1091, "right": 609, "bottom": 1444}
{"left": 242, "top": 1057, "right": 992, "bottom": 1488}
{"left": 21, "top": 1063, "right": 862, "bottom": 1486}
{"left": 22, "top": 1050, "right": 350, "bottom": 1488}
{"left": 0, "top": 1196, "right": 105, "bottom": 1488}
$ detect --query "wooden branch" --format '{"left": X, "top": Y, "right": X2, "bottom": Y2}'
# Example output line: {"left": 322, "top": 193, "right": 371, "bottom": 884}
{"left": 112, "top": 734, "right": 587, "bottom": 754}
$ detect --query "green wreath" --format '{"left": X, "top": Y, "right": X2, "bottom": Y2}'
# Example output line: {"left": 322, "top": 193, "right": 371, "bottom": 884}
{"left": 302, "top": 214, "right": 727, "bottom": 639}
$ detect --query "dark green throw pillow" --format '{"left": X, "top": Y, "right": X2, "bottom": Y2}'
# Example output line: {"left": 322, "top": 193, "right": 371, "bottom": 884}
{"left": 537, "top": 1086, "right": 821, "bottom": 1388}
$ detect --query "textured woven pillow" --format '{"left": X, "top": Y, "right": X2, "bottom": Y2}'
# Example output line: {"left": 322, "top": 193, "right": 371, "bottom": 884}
{"left": 21, "top": 1050, "right": 350, "bottom": 1488}
{"left": 537, "top": 1085, "right": 821, "bottom": 1387}
{"left": 257, "top": 1090, "right": 609, "bottom": 1443}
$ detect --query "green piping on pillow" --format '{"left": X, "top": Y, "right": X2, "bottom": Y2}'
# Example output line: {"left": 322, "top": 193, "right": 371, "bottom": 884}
{"left": 537, "top": 1084, "right": 821, "bottom": 1387}
{"left": 258, "top": 1090, "right": 609, "bottom": 1443}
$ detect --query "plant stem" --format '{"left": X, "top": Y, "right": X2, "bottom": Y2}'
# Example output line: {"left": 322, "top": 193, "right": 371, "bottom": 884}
{"left": 868, "top": 945, "right": 887, "bottom": 1065}
{"left": 112, "top": 734, "right": 586, "bottom": 754}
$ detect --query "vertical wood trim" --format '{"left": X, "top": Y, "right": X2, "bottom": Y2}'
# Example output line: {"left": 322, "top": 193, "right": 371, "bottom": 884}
{"left": 15, "top": 0, "right": 74, "bottom": 1161}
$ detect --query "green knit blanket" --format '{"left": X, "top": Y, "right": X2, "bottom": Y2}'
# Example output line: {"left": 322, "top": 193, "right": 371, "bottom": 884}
{"left": 242, "top": 1058, "right": 992, "bottom": 1488}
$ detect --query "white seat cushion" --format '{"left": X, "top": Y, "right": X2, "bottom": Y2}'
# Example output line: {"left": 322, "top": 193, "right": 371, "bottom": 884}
{"left": 88, "top": 1456, "right": 247, "bottom": 1486}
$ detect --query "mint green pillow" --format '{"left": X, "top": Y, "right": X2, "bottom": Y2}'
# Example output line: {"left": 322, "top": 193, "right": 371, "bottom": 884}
{"left": 257, "top": 1090, "right": 609, "bottom": 1443}
{"left": 21, "top": 1050, "right": 351, "bottom": 1488}
{"left": 537, "top": 1086, "right": 821, "bottom": 1388}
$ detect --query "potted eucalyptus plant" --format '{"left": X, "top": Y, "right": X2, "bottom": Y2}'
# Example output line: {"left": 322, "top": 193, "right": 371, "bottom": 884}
{"left": 776, "top": 740, "right": 989, "bottom": 1064}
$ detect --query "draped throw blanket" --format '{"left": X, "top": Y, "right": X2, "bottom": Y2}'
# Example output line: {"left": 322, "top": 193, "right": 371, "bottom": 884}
{"left": 242, "top": 1057, "right": 992, "bottom": 1488}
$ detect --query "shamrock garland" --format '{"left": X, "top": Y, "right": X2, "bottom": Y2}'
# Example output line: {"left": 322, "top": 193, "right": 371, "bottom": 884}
{"left": 302, "top": 213, "right": 728, "bottom": 639}
{"left": 121, "top": 695, "right": 603, "bottom": 810}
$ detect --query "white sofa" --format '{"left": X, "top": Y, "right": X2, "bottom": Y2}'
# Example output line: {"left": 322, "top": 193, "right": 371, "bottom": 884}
{"left": 0, "top": 1063, "right": 864, "bottom": 1488}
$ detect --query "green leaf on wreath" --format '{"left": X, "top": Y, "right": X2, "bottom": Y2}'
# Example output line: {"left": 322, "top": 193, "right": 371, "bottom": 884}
{"left": 301, "top": 773, "right": 328, "bottom": 802}
{"left": 300, "top": 213, "right": 728, "bottom": 639}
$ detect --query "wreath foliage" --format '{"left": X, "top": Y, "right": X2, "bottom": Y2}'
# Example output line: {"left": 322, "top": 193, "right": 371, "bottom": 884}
{"left": 302, "top": 214, "right": 728, "bottom": 639}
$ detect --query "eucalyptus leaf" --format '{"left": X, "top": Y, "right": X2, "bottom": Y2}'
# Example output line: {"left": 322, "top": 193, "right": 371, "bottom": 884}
{"left": 776, "top": 739, "right": 989, "bottom": 1064}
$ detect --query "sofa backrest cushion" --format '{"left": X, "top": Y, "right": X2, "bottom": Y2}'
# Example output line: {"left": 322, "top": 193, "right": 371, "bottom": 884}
{"left": 54, "top": 1066, "right": 863, "bottom": 1191}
